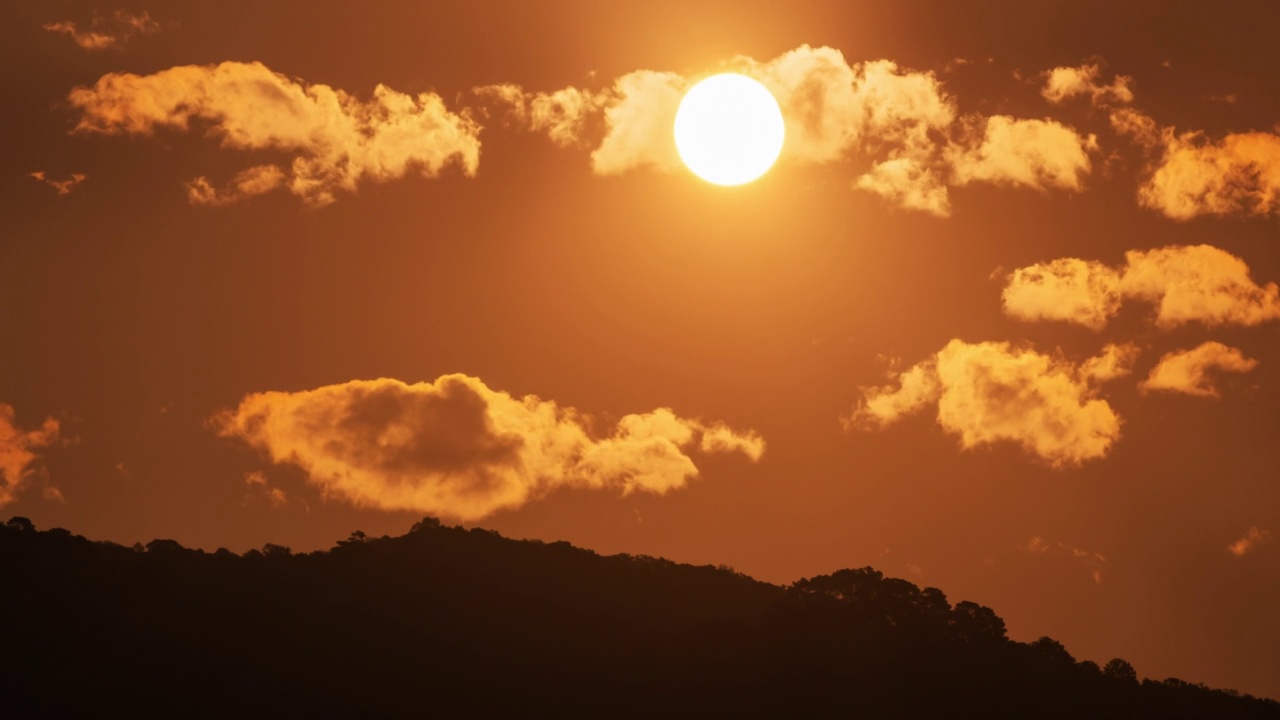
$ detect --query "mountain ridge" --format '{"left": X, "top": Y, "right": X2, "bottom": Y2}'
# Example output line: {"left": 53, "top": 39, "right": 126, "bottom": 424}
{"left": 3, "top": 515, "right": 1276, "bottom": 718}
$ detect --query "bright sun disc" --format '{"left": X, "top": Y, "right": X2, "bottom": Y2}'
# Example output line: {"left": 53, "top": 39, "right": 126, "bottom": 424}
{"left": 674, "top": 73, "right": 785, "bottom": 186}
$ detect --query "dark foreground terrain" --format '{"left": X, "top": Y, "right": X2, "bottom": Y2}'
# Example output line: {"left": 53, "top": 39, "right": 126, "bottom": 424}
{"left": 2, "top": 516, "right": 1276, "bottom": 718}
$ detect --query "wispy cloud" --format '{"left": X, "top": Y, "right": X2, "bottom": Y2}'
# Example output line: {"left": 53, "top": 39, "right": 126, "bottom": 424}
{"left": 1228, "top": 526, "right": 1271, "bottom": 557}
{"left": 244, "top": 471, "right": 289, "bottom": 508}
{"left": 0, "top": 403, "right": 61, "bottom": 507}
{"left": 1022, "top": 535, "right": 1108, "bottom": 584}
{"left": 214, "top": 374, "right": 764, "bottom": 521}
{"left": 186, "top": 165, "right": 286, "bottom": 207}
{"left": 29, "top": 171, "right": 87, "bottom": 196}
{"left": 44, "top": 10, "right": 162, "bottom": 51}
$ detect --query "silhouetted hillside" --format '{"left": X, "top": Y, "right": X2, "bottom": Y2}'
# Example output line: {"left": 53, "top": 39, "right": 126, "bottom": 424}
{"left": 2, "top": 516, "right": 1276, "bottom": 718}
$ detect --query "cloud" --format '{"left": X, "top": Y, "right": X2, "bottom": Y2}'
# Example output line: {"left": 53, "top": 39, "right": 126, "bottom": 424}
{"left": 74, "top": 46, "right": 1101, "bottom": 212}
{"left": 1022, "top": 535, "right": 1108, "bottom": 583}
{"left": 473, "top": 83, "right": 607, "bottom": 151}
{"left": 1109, "top": 108, "right": 1161, "bottom": 148}
{"left": 481, "top": 45, "right": 1095, "bottom": 215}
{"left": 1112, "top": 109, "right": 1280, "bottom": 219}
{"left": 29, "top": 171, "right": 87, "bottom": 196}
{"left": 43, "top": 10, "right": 161, "bottom": 51}
{"left": 1002, "top": 258, "right": 1122, "bottom": 331}
{"left": 755, "top": 52, "right": 955, "bottom": 165}
{"left": 68, "top": 61, "right": 481, "bottom": 207}
{"left": 854, "top": 157, "right": 951, "bottom": 216}
{"left": 214, "top": 374, "right": 764, "bottom": 521}
{"left": 186, "top": 165, "right": 286, "bottom": 206}
{"left": 1138, "top": 130, "right": 1280, "bottom": 220}
{"left": 591, "top": 71, "right": 690, "bottom": 174}
{"left": 0, "top": 403, "right": 61, "bottom": 507}
{"left": 1042, "top": 64, "right": 1134, "bottom": 106}
{"left": 1121, "top": 246, "right": 1280, "bottom": 327}
{"left": 948, "top": 116, "right": 1096, "bottom": 191}
{"left": 1003, "top": 245, "right": 1280, "bottom": 330}
{"left": 847, "top": 340, "right": 1136, "bottom": 467}
{"left": 1228, "top": 526, "right": 1272, "bottom": 557}
{"left": 1140, "top": 342, "right": 1258, "bottom": 398}
{"left": 489, "top": 47, "right": 957, "bottom": 174}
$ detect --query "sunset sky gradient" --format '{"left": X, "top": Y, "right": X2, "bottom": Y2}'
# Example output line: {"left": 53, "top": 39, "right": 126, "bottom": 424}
{"left": 3, "top": 0, "right": 1278, "bottom": 699}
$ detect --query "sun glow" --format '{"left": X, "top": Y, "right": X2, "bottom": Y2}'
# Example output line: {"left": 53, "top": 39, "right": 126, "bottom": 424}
{"left": 673, "top": 73, "right": 785, "bottom": 186}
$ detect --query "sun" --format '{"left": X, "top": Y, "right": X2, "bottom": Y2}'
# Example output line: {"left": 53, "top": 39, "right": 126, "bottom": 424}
{"left": 674, "top": 73, "right": 785, "bottom": 186}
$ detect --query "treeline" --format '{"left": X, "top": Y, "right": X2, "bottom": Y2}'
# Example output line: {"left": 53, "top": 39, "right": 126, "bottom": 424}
{"left": 2, "top": 516, "right": 1276, "bottom": 718}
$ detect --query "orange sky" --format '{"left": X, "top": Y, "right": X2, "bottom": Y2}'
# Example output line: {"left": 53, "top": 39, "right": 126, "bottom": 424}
{"left": 3, "top": 0, "right": 1279, "bottom": 700}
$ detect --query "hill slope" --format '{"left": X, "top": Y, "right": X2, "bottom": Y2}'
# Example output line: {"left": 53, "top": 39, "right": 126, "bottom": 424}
{"left": 2, "top": 516, "right": 1276, "bottom": 718}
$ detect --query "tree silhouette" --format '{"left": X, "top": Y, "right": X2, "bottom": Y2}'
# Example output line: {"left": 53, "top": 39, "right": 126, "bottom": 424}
{"left": 1105, "top": 657, "right": 1139, "bottom": 683}
{"left": 1, "top": 516, "right": 1276, "bottom": 719}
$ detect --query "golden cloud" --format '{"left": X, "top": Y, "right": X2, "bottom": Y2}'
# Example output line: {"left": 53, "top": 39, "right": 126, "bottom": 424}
{"left": 186, "top": 165, "right": 286, "bottom": 207}
{"left": 68, "top": 61, "right": 481, "bottom": 207}
{"left": 28, "top": 171, "right": 88, "bottom": 196}
{"left": 1228, "top": 526, "right": 1271, "bottom": 557}
{"left": 1042, "top": 64, "right": 1134, "bottom": 106}
{"left": 948, "top": 116, "right": 1096, "bottom": 191}
{"left": 478, "top": 45, "right": 1094, "bottom": 216}
{"left": 1002, "top": 258, "right": 1122, "bottom": 331}
{"left": 1112, "top": 108, "right": 1280, "bottom": 219}
{"left": 1140, "top": 130, "right": 1280, "bottom": 220}
{"left": 1003, "top": 245, "right": 1280, "bottom": 330}
{"left": 214, "top": 374, "right": 764, "bottom": 521}
{"left": 0, "top": 403, "right": 61, "bottom": 507}
{"left": 1140, "top": 342, "right": 1259, "bottom": 398}
{"left": 1109, "top": 108, "right": 1161, "bottom": 147}
{"left": 854, "top": 158, "right": 951, "bottom": 216}
{"left": 485, "top": 47, "right": 955, "bottom": 173}
{"left": 1022, "top": 535, "right": 1108, "bottom": 584}
{"left": 43, "top": 10, "right": 161, "bottom": 51}
{"left": 847, "top": 340, "right": 1137, "bottom": 467}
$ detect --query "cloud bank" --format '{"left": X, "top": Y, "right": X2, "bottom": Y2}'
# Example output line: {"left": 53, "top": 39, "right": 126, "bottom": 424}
{"left": 68, "top": 61, "right": 481, "bottom": 206}
{"left": 1003, "top": 245, "right": 1280, "bottom": 330}
{"left": 214, "top": 374, "right": 764, "bottom": 520}
{"left": 847, "top": 340, "right": 1137, "bottom": 467}
{"left": 67, "top": 47, "right": 1280, "bottom": 220}
{"left": 0, "top": 404, "right": 61, "bottom": 507}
